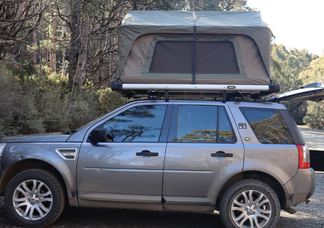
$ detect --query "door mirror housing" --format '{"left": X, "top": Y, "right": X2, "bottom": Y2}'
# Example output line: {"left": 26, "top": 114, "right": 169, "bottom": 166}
{"left": 89, "top": 129, "right": 107, "bottom": 143}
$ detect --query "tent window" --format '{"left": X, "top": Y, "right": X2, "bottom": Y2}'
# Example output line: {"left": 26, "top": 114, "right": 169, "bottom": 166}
{"left": 150, "top": 41, "right": 239, "bottom": 74}
{"left": 150, "top": 41, "right": 193, "bottom": 74}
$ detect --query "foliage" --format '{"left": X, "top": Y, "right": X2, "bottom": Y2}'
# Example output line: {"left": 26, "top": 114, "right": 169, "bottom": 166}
{"left": 0, "top": 63, "right": 126, "bottom": 137}
{"left": 303, "top": 103, "right": 324, "bottom": 129}
{"left": 48, "top": 71, "right": 69, "bottom": 83}
{"left": 299, "top": 56, "right": 324, "bottom": 129}
{"left": 299, "top": 56, "right": 324, "bottom": 85}
{"left": 96, "top": 88, "right": 127, "bottom": 114}
{"left": 187, "top": 0, "right": 252, "bottom": 11}
{"left": 271, "top": 44, "right": 318, "bottom": 93}
{"left": 0, "top": 63, "right": 44, "bottom": 137}
{"left": 271, "top": 44, "right": 318, "bottom": 124}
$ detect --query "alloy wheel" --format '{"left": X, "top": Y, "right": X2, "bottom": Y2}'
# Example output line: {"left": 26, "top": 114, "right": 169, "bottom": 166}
{"left": 231, "top": 189, "right": 272, "bottom": 228}
{"left": 12, "top": 179, "right": 53, "bottom": 220}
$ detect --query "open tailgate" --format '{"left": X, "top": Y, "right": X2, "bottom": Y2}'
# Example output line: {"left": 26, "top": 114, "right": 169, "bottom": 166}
{"left": 265, "top": 82, "right": 324, "bottom": 102}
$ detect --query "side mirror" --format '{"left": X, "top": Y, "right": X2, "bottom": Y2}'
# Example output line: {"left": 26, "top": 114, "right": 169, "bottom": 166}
{"left": 89, "top": 129, "right": 107, "bottom": 143}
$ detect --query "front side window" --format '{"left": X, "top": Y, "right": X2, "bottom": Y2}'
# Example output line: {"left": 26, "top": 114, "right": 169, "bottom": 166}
{"left": 176, "top": 105, "right": 236, "bottom": 143}
{"left": 103, "top": 105, "right": 167, "bottom": 142}
{"left": 240, "top": 107, "right": 294, "bottom": 144}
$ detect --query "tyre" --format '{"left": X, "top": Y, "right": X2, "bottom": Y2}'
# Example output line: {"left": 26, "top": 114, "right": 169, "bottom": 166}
{"left": 219, "top": 179, "right": 280, "bottom": 228}
{"left": 4, "top": 169, "right": 65, "bottom": 228}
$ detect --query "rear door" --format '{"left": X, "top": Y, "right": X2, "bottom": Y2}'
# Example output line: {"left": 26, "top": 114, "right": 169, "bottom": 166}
{"left": 162, "top": 103, "right": 244, "bottom": 211}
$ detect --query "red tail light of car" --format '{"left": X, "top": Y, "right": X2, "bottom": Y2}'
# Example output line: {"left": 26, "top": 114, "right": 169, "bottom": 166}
{"left": 297, "top": 144, "right": 310, "bottom": 169}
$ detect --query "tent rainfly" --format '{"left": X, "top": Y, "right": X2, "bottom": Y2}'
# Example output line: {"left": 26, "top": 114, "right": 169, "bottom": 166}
{"left": 113, "top": 10, "right": 278, "bottom": 97}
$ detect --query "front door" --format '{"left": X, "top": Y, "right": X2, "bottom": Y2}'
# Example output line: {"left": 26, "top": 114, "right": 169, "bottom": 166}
{"left": 77, "top": 104, "right": 169, "bottom": 210}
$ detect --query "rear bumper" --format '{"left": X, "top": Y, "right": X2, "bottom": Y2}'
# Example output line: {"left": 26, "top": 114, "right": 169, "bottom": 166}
{"left": 283, "top": 168, "right": 316, "bottom": 208}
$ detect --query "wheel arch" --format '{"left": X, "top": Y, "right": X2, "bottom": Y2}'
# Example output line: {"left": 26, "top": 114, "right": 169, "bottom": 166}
{"left": 215, "top": 171, "right": 286, "bottom": 210}
{"left": 0, "top": 159, "right": 68, "bottom": 202}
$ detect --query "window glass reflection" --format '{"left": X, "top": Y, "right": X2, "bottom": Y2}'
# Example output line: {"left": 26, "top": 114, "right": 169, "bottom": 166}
{"left": 103, "top": 105, "right": 167, "bottom": 142}
{"left": 218, "top": 106, "right": 236, "bottom": 143}
{"left": 240, "top": 107, "right": 294, "bottom": 144}
{"left": 177, "top": 105, "right": 217, "bottom": 142}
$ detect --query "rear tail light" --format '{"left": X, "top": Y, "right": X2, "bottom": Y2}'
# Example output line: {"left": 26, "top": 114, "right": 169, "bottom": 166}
{"left": 296, "top": 144, "right": 310, "bottom": 169}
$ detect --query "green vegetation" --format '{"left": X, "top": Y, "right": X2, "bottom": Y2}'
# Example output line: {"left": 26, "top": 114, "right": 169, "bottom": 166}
{"left": 271, "top": 44, "right": 320, "bottom": 125}
{"left": 0, "top": 63, "right": 126, "bottom": 137}
{"left": 299, "top": 56, "right": 324, "bottom": 129}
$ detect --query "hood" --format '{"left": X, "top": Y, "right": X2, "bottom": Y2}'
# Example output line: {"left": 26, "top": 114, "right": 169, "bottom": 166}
{"left": 1, "top": 133, "right": 71, "bottom": 143}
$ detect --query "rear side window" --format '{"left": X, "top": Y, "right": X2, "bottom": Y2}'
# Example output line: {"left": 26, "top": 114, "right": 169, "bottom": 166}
{"left": 176, "top": 105, "right": 236, "bottom": 143}
{"left": 240, "top": 107, "right": 294, "bottom": 144}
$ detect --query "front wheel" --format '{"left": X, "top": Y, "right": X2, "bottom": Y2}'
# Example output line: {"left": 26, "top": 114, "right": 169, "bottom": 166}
{"left": 219, "top": 179, "right": 280, "bottom": 228}
{"left": 4, "top": 169, "right": 65, "bottom": 228}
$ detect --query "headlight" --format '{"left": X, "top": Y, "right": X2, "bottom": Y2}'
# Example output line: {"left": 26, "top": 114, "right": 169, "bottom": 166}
{"left": 0, "top": 143, "right": 7, "bottom": 157}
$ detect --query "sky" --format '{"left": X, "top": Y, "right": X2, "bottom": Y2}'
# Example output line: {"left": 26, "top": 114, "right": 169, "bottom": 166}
{"left": 247, "top": 0, "right": 324, "bottom": 56}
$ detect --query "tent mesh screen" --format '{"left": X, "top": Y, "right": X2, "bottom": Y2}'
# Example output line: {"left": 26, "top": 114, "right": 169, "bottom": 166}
{"left": 149, "top": 41, "right": 239, "bottom": 74}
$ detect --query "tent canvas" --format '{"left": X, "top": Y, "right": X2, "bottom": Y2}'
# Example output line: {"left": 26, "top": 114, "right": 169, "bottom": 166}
{"left": 117, "top": 10, "right": 273, "bottom": 86}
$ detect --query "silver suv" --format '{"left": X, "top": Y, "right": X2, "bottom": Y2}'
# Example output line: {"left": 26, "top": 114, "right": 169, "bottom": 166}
{"left": 0, "top": 98, "right": 316, "bottom": 228}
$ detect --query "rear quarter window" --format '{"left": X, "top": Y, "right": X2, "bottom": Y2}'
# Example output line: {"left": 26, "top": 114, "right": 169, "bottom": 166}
{"left": 240, "top": 107, "right": 294, "bottom": 144}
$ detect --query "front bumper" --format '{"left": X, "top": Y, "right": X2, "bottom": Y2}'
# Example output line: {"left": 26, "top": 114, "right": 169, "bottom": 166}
{"left": 283, "top": 168, "right": 316, "bottom": 208}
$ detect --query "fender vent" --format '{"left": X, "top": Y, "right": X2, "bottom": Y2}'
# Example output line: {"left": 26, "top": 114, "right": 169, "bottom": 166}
{"left": 55, "top": 148, "right": 77, "bottom": 160}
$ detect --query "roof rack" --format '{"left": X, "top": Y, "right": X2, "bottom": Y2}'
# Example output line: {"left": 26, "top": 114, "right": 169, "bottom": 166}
{"left": 111, "top": 83, "right": 280, "bottom": 102}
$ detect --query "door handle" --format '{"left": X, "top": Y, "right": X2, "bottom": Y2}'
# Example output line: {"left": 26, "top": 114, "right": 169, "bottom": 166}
{"left": 211, "top": 151, "right": 233, "bottom": 158}
{"left": 136, "top": 150, "right": 159, "bottom": 157}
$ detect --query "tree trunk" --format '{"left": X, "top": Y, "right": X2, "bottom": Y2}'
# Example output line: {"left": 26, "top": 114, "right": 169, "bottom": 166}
{"left": 32, "top": 29, "right": 38, "bottom": 65}
{"left": 49, "top": 14, "right": 56, "bottom": 72}
{"left": 61, "top": 19, "right": 67, "bottom": 77}
{"left": 68, "top": 0, "right": 81, "bottom": 89}
{"left": 74, "top": 18, "right": 90, "bottom": 88}
{"left": 60, "top": 0, "right": 70, "bottom": 77}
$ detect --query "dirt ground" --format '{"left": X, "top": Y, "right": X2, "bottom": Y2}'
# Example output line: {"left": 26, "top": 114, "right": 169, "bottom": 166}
{"left": 1, "top": 173, "right": 323, "bottom": 228}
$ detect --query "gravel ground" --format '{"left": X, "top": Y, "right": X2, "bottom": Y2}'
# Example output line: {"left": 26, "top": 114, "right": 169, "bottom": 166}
{"left": 0, "top": 173, "right": 323, "bottom": 228}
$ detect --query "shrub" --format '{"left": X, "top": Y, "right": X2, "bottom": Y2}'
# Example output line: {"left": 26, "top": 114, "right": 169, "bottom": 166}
{"left": 96, "top": 88, "right": 127, "bottom": 114}
{"left": 0, "top": 64, "right": 127, "bottom": 137}
{"left": 303, "top": 102, "right": 324, "bottom": 129}
{"left": 0, "top": 64, "right": 45, "bottom": 137}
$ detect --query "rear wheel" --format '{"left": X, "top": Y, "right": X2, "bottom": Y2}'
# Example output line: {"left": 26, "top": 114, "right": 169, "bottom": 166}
{"left": 4, "top": 169, "right": 65, "bottom": 228}
{"left": 219, "top": 179, "right": 280, "bottom": 228}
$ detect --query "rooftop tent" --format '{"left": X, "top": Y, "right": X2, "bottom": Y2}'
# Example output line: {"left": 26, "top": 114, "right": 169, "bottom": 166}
{"left": 117, "top": 10, "right": 273, "bottom": 86}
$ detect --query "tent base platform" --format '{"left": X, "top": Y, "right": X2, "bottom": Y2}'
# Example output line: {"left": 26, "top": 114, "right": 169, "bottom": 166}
{"left": 111, "top": 83, "right": 280, "bottom": 101}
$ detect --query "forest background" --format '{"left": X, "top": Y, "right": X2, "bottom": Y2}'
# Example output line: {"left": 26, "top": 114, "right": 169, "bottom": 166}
{"left": 0, "top": 0, "right": 323, "bottom": 137}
